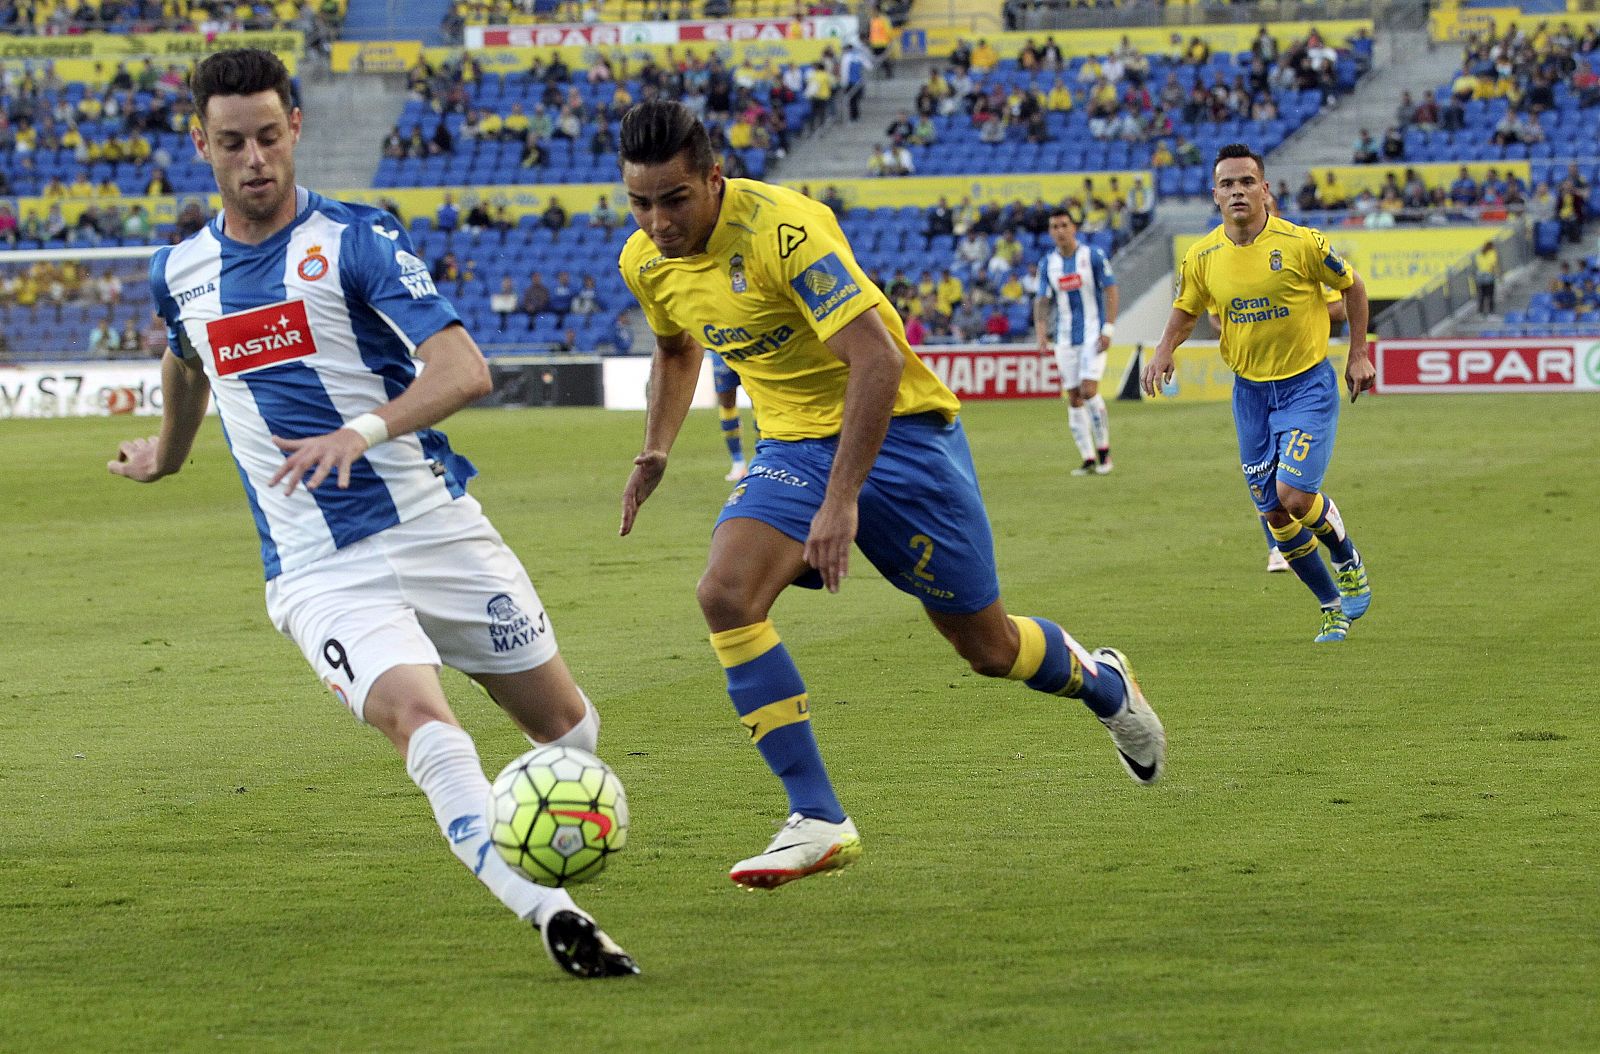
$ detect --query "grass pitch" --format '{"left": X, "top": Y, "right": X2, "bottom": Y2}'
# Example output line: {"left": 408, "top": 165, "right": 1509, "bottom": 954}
{"left": 2, "top": 393, "right": 1596, "bottom": 1053}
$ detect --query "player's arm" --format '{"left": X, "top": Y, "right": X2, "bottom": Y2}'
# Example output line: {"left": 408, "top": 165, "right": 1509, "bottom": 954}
{"left": 620, "top": 328, "right": 701, "bottom": 536}
{"left": 268, "top": 323, "right": 492, "bottom": 496}
{"left": 1324, "top": 285, "right": 1348, "bottom": 324}
{"left": 1340, "top": 272, "right": 1373, "bottom": 402}
{"left": 108, "top": 350, "right": 210, "bottom": 482}
{"left": 811, "top": 308, "right": 904, "bottom": 593}
{"left": 1098, "top": 283, "right": 1119, "bottom": 352}
{"left": 1033, "top": 291, "right": 1052, "bottom": 353}
{"left": 1145, "top": 249, "right": 1206, "bottom": 395}
{"left": 1142, "top": 307, "right": 1198, "bottom": 396}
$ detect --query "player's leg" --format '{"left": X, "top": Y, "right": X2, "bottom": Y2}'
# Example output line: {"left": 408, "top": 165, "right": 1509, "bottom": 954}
{"left": 1272, "top": 362, "right": 1371, "bottom": 620}
{"left": 1262, "top": 513, "right": 1290, "bottom": 571}
{"left": 855, "top": 414, "right": 1164, "bottom": 783}
{"left": 926, "top": 602, "right": 1165, "bottom": 784}
{"left": 1080, "top": 348, "right": 1112, "bottom": 472}
{"left": 700, "top": 516, "right": 859, "bottom": 887}
{"left": 1235, "top": 373, "right": 1344, "bottom": 640}
{"left": 1055, "top": 340, "right": 1097, "bottom": 473}
{"left": 380, "top": 498, "right": 636, "bottom": 975}
{"left": 712, "top": 355, "right": 745, "bottom": 480}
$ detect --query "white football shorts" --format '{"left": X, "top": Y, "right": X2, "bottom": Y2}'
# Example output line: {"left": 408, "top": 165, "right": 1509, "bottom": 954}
{"left": 264, "top": 495, "right": 560, "bottom": 722}
{"left": 1053, "top": 339, "right": 1107, "bottom": 390}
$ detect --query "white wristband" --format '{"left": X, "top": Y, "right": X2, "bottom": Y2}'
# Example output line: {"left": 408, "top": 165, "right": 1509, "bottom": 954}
{"left": 1100, "top": 323, "right": 1116, "bottom": 338}
{"left": 345, "top": 412, "right": 389, "bottom": 450}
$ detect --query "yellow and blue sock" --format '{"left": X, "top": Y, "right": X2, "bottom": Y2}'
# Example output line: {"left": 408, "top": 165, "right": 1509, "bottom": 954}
{"left": 1300, "top": 493, "right": 1358, "bottom": 569}
{"left": 1268, "top": 518, "right": 1341, "bottom": 607}
{"left": 710, "top": 621, "right": 844, "bottom": 823}
{"left": 1004, "top": 616, "right": 1125, "bottom": 718}
{"left": 719, "top": 406, "right": 744, "bottom": 465}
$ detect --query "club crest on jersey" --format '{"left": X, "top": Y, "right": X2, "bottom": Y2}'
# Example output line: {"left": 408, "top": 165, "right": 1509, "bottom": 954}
{"left": 1269, "top": 249, "right": 1283, "bottom": 272}
{"left": 729, "top": 253, "right": 747, "bottom": 294}
{"left": 298, "top": 245, "right": 329, "bottom": 281}
{"left": 206, "top": 299, "right": 317, "bottom": 377}
{"left": 486, "top": 593, "right": 545, "bottom": 654}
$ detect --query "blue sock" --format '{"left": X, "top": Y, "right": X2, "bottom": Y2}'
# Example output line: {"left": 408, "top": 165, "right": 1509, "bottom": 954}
{"left": 719, "top": 406, "right": 743, "bottom": 464}
{"left": 1268, "top": 520, "right": 1341, "bottom": 607}
{"left": 1301, "top": 493, "right": 1358, "bottom": 568}
{"left": 1006, "top": 616, "right": 1126, "bottom": 718}
{"left": 1259, "top": 514, "right": 1277, "bottom": 551}
{"left": 711, "top": 621, "right": 844, "bottom": 823}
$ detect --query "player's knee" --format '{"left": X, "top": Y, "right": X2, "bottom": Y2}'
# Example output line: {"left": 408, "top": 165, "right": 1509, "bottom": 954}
{"left": 1277, "top": 485, "right": 1316, "bottom": 519}
{"left": 696, "top": 570, "right": 760, "bottom": 628}
{"left": 371, "top": 695, "right": 456, "bottom": 748}
{"left": 1066, "top": 389, "right": 1085, "bottom": 407}
{"left": 949, "top": 634, "right": 1015, "bottom": 678}
{"left": 1080, "top": 381, "right": 1099, "bottom": 400}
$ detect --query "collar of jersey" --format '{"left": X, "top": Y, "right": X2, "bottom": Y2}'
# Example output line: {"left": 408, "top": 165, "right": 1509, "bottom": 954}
{"left": 210, "top": 185, "right": 316, "bottom": 250}
{"left": 702, "top": 180, "right": 753, "bottom": 260}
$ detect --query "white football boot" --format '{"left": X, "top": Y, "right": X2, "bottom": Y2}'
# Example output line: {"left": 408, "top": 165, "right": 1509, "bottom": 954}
{"left": 1091, "top": 647, "right": 1166, "bottom": 785}
{"left": 729, "top": 813, "right": 862, "bottom": 889}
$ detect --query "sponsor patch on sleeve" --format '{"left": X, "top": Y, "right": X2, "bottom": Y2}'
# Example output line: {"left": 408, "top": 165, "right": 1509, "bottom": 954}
{"left": 789, "top": 252, "right": 862, "bottom": 323}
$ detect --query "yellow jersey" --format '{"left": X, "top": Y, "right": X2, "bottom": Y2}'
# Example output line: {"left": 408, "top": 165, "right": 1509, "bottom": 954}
{"left": 620, "top": 178, "right": 959, "bottom": 440}
{"left": 1175, "top": 215, "right": 1354, "bottom": 381}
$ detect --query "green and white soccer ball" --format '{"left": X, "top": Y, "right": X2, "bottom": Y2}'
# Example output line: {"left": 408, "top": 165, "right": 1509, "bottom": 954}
{"left": 487, "top": 745, "right": 628, "bottom": 887}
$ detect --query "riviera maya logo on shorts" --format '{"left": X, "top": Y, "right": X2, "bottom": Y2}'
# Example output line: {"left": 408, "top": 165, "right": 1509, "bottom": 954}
{"left": 486, "top": 593, "right": 546, "bottom": 653}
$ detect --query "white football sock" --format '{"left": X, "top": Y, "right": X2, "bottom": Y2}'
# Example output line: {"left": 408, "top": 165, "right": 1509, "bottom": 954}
{"left": 542, "top": 691, "right": 600, "bottom": 754}
{"left": 1067, "top": 404, "right": 1095, "bottom": 461}
{"left": 1087, "top": 394, "right": 1110, "bottom": 452}
{"left": 406, "top": 720, "right": 577, "bottom": 928}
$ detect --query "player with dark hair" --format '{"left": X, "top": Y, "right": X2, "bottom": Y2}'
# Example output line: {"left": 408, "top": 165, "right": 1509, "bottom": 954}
{"left": 108, "top": 48, "right": 637, "bottom": 978}
{"left": 1144, "top": 143, "right": 1375, "bottom": 642}
{"left": 614, "top": 99, "right": 1166, "bottom": 889}
{"left": 1033, "top": 207, "right": 1119, "bottom": 475}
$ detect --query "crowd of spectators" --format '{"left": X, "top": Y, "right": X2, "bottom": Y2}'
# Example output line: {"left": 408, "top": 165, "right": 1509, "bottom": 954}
{"left": 1343, "top": 22, "right": 1600, "bottom": 170}
{"left": 1286, "top": 161, "right": 1592, "bottom": 231}
{"left": 391, "top": 48, "right": 842, "bottom": 184}
{"left": 0, "top": 0, "right": 343, "bottom": 51}
{"left": 0, "top": 257, "right": 164, "bottom": 359}
{"left": 900, "top": 26, "right": 1365, "bottom": 155}
{"left": 437, "top": 0, "right": 854, "bottom": 41}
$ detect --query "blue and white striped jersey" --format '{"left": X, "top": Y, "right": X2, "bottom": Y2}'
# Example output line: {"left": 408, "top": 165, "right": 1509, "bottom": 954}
{"left": 151, "top": 188, "right": 474, "bottom": 580}
{"left": 1040, "top": 243, "right": 1116, "bottom": 347}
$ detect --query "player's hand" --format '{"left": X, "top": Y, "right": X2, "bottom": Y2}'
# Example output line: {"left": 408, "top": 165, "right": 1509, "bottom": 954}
{"left": 1097, "top": 334, "right": 1111, "bottom": 353}
{"left": 108, "top": 435, "right": 165, "bottom": 482}
{"left": 619, "top": 450, "right": 668, "bottom": 536}
{"left": 268, "top": 428, "right": 371, "bottom": 496}
{"left": 1346, "top": 347, "right": 1376, "bottom": 403}
{"left": 805, "top": 497, "right": 858, "bottom": 594}
{"left": 1141, "top": 347, "right": 1176, "bottom": 397}
{"left": 1036, "top": 335, "right": 1050, "bottom": 356}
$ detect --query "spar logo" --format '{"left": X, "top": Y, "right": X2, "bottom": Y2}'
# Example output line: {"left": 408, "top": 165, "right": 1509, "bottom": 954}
{"left": 1375, "top": 338, "right": 1597, "bottom": 393}
{"left": 205, "top": 299, "right": 317, "bottom": 377}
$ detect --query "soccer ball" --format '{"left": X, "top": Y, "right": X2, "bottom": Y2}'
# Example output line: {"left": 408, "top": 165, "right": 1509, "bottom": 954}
{"left": 487, "top": 745, "right": 628, "bottom": 887}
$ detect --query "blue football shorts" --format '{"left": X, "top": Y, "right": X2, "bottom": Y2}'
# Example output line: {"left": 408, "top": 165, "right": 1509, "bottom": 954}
{"left": 1232, "top": 358, "right": 1341, "bottom": 513}
{"left": 709, "top": 352, "right": 740, "bottom": 395}
{"left": 713, "top": 413, "right": 1001, "bottom": 614}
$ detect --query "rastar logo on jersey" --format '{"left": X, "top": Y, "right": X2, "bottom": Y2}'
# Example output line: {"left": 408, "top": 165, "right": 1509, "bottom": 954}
{"left": 206, "top": 299, "right": 318, "bottom": 377}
